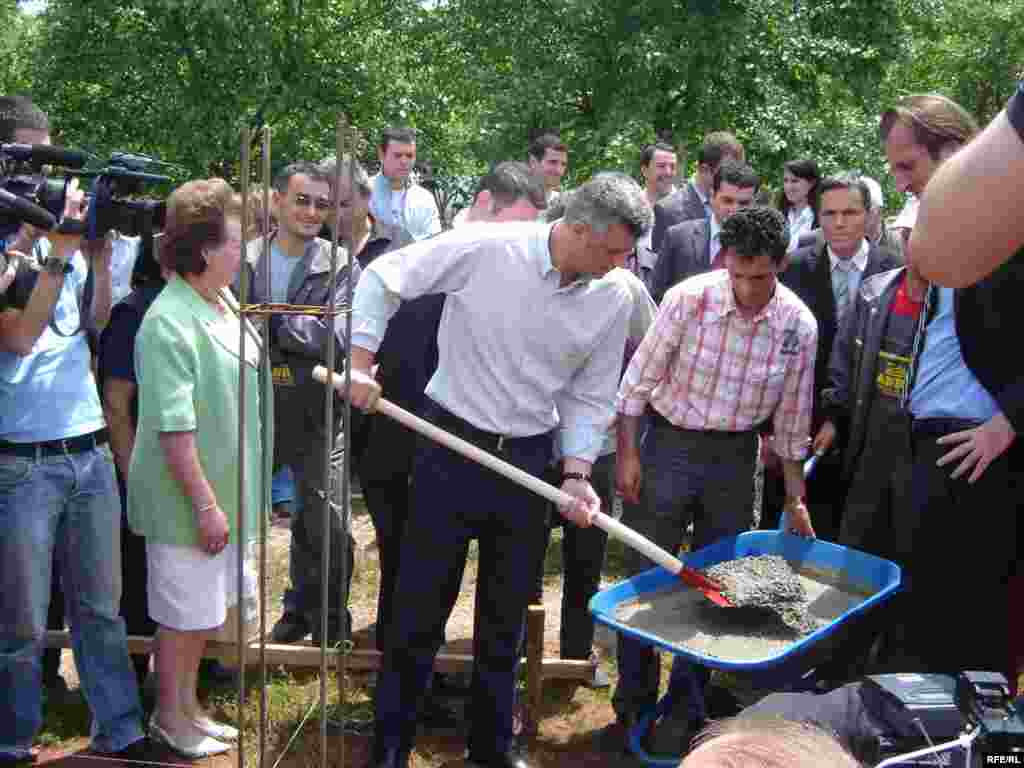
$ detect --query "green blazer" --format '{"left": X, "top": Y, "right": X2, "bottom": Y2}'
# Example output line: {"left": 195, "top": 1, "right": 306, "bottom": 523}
{"left": 128, "top": 274, "right": 272, "bottom": 547}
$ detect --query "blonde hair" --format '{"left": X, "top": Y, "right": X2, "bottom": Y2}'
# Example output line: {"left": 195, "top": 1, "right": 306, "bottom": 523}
{"left": 879, "top": 93, "right": 979, "bottom": 160}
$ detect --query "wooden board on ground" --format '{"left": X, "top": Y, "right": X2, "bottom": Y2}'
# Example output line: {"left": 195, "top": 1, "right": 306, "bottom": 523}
{"left": 42, "top": 630, "right": 596, "bottom": 679}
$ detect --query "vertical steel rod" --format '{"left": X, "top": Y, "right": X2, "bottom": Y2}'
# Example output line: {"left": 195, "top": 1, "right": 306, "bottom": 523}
{"left": 257, "top": 123, "right": 273, "bottom": 768}
{"left": 235, "top": 124, "right": 251, "bottom": 768}
{"left": 335, "top": 119, "right": 357, "bottom": 765}
{"left": 318, "top": 115, "right": 345, "bottom": 768}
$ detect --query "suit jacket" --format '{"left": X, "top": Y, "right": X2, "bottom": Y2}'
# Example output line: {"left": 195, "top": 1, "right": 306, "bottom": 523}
{"left": 781, "top": 239, "right": 901, "bottom": 431}
{"left": 955, "top": 247, "right": 1024, "bottom": 438}
{"left": 650, "top": 218, "right": 712, "bottom": 304}
{"left": 651, "top": 181, "right": 707, "bottom": 254}
{"left": 799, "top": 227, "right": 905, "bottom": 265}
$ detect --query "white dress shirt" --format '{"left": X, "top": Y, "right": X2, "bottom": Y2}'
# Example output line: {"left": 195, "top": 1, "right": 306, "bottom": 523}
{"left": 828, "top": 238, "right": 870, "bottom": 317}
{"left": 709, "top": 214, "right": 722, "bottom": 266}
{"left": 351, "top": 222, "right": 633, "bottom": 461}
{"left": 787, "top": 206, "right": 815, "bottom": 251}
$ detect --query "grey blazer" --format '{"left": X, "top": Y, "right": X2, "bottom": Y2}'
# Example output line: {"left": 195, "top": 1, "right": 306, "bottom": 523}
{"left": 651, "top": 182, "right": 706, "bottom": 254}
{"left": 650, "top": 218, "right": 712, "bottom": 304}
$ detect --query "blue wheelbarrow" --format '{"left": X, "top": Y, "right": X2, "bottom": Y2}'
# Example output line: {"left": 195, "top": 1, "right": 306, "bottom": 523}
{"left": 589, "top": 530, "right": 902, "bottom": 767}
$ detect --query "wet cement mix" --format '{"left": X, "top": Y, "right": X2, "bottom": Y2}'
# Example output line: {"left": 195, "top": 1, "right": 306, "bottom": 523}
{"left": 614, "top": 555, "right": 873, "bottom": 662}
{"left": 704, "top": 555, "right": 818, "bottom": 634}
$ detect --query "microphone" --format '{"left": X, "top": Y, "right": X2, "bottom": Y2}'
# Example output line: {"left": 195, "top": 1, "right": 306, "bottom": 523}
{"left": 0, "top": 143, "right": 89, "bottom": 169}
{"left": 0, "top": 189, "right": 57, "bottom": 231}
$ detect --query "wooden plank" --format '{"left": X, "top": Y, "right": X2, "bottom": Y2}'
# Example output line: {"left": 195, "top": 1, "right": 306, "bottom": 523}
{"left": 43, "top": 630, "right": 596, "bottom": 680}
{"left": 523, "top": 605, "right": 546, "bottom": 738}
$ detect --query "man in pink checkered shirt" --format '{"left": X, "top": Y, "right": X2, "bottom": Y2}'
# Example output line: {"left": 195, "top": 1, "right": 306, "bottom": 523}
{"left": 607, "top": 206, "right": 819, "bottom": 745}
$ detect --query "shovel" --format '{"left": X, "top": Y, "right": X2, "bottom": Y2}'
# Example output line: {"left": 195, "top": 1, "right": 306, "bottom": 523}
{"left": 312, "top": 366, "right": 733, "bottom": 607}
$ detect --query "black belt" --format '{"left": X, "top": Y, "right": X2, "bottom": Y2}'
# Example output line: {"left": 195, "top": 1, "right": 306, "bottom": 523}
{"left": 911, "top": 417, "right": 983, "bottom": 438}
{"left": 430, "top": 405, "right": 549, "bottom": 455}
{"left": 647, "top": 406, "right": 763, "bottom": 438}
{"left": 0, "top": 429, "right": 109, "bottom": 458}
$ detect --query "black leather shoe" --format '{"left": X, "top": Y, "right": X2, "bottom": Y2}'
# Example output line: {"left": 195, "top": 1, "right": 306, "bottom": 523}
{"left": 466, "top": 748, "right": 536, "bottom": 768}
{"left": 270, "top": 612, "right": 310, "bottom": 643}
{"left": 368, "top": 745, "right": 409, "bottom": 768}
{"left": 311, "top": 611, "right": 351, "bottom": 648}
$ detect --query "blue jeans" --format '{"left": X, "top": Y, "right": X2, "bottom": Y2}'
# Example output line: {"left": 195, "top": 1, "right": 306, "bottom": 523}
{"left": 0, "top": 445, "right": 144, "bottom": 758}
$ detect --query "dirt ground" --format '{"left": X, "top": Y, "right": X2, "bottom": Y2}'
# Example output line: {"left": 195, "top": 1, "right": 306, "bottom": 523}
{"left": 38, "top": 499, "right": 674, "bottom": 768}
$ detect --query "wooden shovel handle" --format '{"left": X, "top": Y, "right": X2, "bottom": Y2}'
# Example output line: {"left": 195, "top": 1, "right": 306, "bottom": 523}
{"left": 312, "top": 365, "right": 686, "bottom": 576}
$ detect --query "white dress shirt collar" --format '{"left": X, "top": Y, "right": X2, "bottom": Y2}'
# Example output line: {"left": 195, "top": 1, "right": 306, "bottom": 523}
{"left": 709, "top": 213, "right": 722, "bottom": 241}
{"left": 828, "top": 238, "right": 869, "bottom": 272}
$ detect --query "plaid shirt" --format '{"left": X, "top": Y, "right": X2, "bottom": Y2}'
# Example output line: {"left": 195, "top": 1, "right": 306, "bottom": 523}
{"left": 616, "top": 269, "right": 818, "bottom": 461}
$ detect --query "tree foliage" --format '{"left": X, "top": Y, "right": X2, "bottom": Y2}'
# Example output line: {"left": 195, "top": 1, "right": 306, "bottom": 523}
{"left": 0, "top": 0, "right": 1019, "bottom": 208}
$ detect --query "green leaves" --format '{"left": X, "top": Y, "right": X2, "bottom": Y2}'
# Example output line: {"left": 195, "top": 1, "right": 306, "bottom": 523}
{"left": 0, "top": 0, "right": 1018, "bottom": 208}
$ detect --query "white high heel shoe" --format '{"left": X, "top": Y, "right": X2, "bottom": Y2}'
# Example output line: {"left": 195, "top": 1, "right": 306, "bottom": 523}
{"left": 192, "top": 715, "right": 240, "bottom": 742}
{"left": 148, "top": 715, "right": 232, "bottom": 759}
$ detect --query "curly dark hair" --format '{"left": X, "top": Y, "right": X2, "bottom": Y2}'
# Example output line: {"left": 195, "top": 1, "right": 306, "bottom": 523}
{"left": 718, "top": 206, "right": 790, "bottom": 266}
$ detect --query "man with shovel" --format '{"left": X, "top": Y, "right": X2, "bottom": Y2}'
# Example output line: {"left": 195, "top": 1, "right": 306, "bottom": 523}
{"left": 347, "top": 173, "right": 652, "bottom": 768}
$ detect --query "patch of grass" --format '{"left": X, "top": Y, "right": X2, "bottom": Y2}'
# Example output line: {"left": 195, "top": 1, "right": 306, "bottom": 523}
{"left": 37, "top": 691, "right": 91, "bottom": 746}
{"left": 38, "top": 495, "right": 650, "bottom": 767}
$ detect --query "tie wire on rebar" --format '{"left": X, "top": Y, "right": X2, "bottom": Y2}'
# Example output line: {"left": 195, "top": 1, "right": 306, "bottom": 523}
{"left": 232, "top": 116, "right": 356, "bottom": 768}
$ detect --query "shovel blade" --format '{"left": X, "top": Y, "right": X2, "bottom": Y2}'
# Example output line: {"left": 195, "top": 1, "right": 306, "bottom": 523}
{"left": 678, "top": 566, "right": 733, "bottom": 607}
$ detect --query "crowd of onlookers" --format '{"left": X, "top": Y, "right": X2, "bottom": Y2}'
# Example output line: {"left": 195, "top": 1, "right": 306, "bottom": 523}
{"left": 1, "top": 81, "right": 1023, "bottom": 768}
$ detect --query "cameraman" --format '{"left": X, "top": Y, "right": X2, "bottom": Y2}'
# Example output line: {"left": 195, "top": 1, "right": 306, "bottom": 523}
{"left": 0, "top": 96, "right": 147, "bottom": 762}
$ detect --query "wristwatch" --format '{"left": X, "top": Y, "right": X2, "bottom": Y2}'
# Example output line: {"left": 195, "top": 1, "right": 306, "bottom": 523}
{"left": 563, "top": 472, "right": 591, "bottom": 483}
{"left": 38, "top": 251, "right": 72, "bottom": 275}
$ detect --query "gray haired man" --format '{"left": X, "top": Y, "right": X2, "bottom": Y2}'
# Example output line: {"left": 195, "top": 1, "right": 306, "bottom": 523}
{"left": 347, "top": 174, "right": 652, "bottom": 768}
{"left": 320, "top": 155, "right": 394, "bottom": 268}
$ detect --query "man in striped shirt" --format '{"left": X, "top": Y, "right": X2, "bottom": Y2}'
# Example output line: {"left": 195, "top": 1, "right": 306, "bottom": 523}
{"left": 609, "top": 206, "right": 818, "bottom": 744}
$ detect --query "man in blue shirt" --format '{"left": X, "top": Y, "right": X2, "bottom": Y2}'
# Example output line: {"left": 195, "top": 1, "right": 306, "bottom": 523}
{"left": 880, "top": 93, "right": 1019, "bottom": 677}
{"left": 0, "top": 96, "right": 147, "bottom": 764}
{"left": 368, "top": 127, "right": 441, "bottom": 247}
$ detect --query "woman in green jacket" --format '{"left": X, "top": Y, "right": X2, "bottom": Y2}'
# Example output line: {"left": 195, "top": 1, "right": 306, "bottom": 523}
{"left": 129, "top": 178, "right": 265, "bottom": 758}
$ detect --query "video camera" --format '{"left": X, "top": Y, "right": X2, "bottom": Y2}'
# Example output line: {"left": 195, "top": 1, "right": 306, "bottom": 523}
{"left": 867, "top": 671, "right": 1024, "bottom": 767}
{"left": 0, "top": 143, "right": 170, "bottom": 246}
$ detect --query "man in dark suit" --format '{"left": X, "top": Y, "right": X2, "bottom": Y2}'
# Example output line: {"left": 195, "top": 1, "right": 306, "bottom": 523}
{"left": 650, "top": 131, "right": 745, "bottom": 253}
{"left": 877, "top": 94, "right": 1020, "bottom": 679}
{"left": 777, "top": 173, "right": 901, "bottom": 541}
{"left": 650, "top": 159, "right": 759, "bottom": 303}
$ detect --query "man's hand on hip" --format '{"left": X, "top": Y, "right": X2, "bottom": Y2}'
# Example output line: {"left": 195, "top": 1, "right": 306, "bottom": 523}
{"left": 558, "top": 477, "right": 599, "bottom": 527}
{"left": 935, "top": 411, "right": 1016, "bottom": 483}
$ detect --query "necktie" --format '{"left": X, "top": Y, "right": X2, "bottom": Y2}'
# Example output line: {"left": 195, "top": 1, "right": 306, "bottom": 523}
{"left": 710, "top": 234, "right": 723, "bottom": 269}
{"left": 832, "top": 260, "right": 853, "bottom": 319}
{"left": 899, "top": 284, "right": 938, "bottom": 412}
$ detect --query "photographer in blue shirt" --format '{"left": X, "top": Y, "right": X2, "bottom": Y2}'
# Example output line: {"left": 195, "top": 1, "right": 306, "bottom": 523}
{"left": 0, "top": 96, "right": 147, "bottom": 764}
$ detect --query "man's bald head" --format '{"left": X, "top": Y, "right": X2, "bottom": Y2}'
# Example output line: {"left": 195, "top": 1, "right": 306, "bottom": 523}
{"left": 682, "top": 716, "right": 859, "bottom": 768}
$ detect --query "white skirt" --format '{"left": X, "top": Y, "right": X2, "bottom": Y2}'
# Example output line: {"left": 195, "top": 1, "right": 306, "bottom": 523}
{"left": 147, "top": 540, "right": 257, "bottom": 631}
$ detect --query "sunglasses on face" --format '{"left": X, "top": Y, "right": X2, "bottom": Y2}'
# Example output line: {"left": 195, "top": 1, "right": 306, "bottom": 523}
{"left": 292, "top": 194, "right": 333, "bottom": 211}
